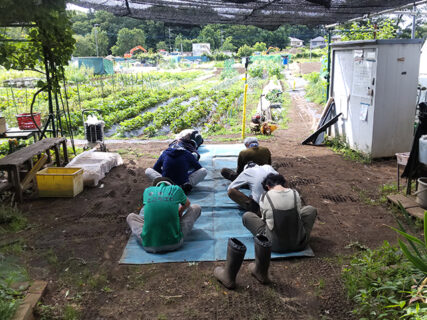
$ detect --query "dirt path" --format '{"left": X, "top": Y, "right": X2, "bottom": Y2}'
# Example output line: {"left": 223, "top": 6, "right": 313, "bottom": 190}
{"left": 13, "top": 90, "right": 401, "bottom": 319}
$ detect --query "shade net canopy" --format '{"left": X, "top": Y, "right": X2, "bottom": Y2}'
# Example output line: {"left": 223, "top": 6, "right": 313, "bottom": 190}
{"left": 69, "top": 0, "right": 416, "bottom": 29}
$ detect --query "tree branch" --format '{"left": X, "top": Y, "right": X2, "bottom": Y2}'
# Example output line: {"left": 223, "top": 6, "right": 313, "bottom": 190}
{"left": 15, "top": 68, "right": 45, "bottom": 74}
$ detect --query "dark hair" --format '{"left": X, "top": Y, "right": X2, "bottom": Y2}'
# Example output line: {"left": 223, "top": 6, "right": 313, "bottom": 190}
{"left": 262, "top": 173, "right": 287, "bottom": 191}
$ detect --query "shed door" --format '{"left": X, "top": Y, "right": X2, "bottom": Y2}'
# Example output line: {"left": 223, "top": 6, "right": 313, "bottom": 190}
{"left": 331, "top": 48, "right": 376, "bottom": 154}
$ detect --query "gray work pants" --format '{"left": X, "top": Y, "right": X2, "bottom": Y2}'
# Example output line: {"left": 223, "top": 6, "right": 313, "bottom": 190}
{"left": 242, "top": 205, "right": 317, "bottom": 243}
{"left": 145, "top": 167, "right": 207, "bottom": 186}
{"left": 126, "top": 204, "right": 201, "bottom": 253}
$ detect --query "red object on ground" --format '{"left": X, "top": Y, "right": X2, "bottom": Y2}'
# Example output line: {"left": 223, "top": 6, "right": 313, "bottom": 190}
{"left": 16, "top": 113, "right": 41, "bottom": 130}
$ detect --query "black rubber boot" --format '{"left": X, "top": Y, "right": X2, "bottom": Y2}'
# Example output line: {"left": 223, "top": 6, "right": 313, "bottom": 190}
{"left": 249, "top": 234, "right": 272, "bottom": 284}
{"left": 214, "top": 238, "right": 247, "bottom": 289}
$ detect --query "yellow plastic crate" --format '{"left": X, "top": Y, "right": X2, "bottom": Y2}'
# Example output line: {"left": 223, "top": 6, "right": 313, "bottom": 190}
{"left": 36, "top": 167, "right": 84, "bottom": 197}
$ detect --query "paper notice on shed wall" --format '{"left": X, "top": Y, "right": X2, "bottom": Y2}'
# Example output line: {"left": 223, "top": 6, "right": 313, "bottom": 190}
{"left": 360, "top": 103, "right": 369, "bottom": 121}
{"left": 352, "top": 59, "right": 373, "bottom": 98}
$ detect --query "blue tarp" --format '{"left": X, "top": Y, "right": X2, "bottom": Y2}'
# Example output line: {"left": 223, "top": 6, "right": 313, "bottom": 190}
{"left": 120, "top": 144, "right": 314, "bottom": 264}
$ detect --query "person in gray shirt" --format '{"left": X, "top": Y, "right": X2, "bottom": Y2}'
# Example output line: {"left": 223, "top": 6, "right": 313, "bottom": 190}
{"left": 242, "top": 173, "right": 317, "bottom": 253}
{"left": 227, "top": 162, "right": 278, "bottom": 215}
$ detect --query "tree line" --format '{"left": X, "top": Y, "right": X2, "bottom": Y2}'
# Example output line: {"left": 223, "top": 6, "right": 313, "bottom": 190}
{"left": 70, "top": 9, "right": 426, "bottom": 57}
{"left": 70, "top": 10, "right": 322, "bottom": 57}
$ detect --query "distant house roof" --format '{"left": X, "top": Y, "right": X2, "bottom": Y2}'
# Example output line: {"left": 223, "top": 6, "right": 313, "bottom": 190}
{"left": 289, "top": 37, "right": 303, "bottom": 42}
{"left": 311, "top": 36, "right": 326, "bottom": 42}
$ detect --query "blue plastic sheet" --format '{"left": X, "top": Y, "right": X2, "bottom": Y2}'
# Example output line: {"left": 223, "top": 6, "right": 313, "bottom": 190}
{"left": 120, "top": 144, "right": 314, "bottom": 264}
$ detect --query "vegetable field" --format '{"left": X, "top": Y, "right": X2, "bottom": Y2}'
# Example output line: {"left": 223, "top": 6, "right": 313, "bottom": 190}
{"left": 0, "top": 59, "right": 286, "bottom": 140}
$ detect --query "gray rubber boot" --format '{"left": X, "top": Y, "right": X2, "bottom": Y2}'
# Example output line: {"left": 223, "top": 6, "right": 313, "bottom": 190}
{"left": 214, "top": 238, "right": 247, "bottom": 289}
{"left": 248, "top": 234, "right": 272, "bottom": 284}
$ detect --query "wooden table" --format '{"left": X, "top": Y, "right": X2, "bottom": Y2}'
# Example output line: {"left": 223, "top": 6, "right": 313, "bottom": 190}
{"left": 0, "top": 137, "right": 68, "bottom": 202}
{"left": 0, "top": 127, "right": 41, "bottom": 141}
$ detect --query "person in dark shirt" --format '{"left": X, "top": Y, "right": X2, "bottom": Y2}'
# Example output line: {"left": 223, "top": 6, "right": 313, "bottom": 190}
{"left": 221, "top": 137, "right": 272, "bottom": 181}
{"left": 169, "top": 129, "right": 204, "bottom": 160}
{"left": 145, "top": 147, "right": 207, "bottom": 194}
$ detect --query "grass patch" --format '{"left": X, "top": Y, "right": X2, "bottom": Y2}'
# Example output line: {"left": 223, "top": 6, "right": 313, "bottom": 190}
{"left": 325, "top": 137, "right": 371, "bottom": 164}
{"left": 342, "top": 241, "right": 427, "bottom": 319}
{"left": 45, "top": 249, "right": 59, "bottom": 269}
{"left": 0, "top": 204, "right": 27, "bottom": 234}
{"left": 63, "top": 304, "right": 81, "bottom": 320}
{"left": 149, "top": 135, "right": 171, "bottom": 140}
{"left": 36, "top": 303, "right": 81, "bottom": 320}
{"left": 59, "top": 261, "right": 109, "bottom": 292}
{"left": 303, "top": 71, "right": 327, "bottom": 105}
{"left": 379, "top": 183, "right": 398, "bottom": 204}
{"left": 278, "top": 81, "right": 291, "bottom": 129}
{"left": 0, "top": 257, "right": 29, "bottom": 320}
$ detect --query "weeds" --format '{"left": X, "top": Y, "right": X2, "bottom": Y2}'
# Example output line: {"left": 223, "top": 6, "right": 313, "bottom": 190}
{"left": 303, "top": 72, "right": 327, "bottom": 105}
{"left": 313, "top": 278, "right": 325, "bottom": 297}
{"left": 342, "top": 241, "right": 426, "bottom": 319}
{"left": 36, "top": 303, "right": 81, "bottom": 320}
{"left": 0, "top": 242, "right": 25, "bottom": 255}
{"left": 379, "top": 183, "right": 398, "bottom": 204}
{"left": 36, "top": 303, "right": 57, "bottom": 320}
{"left": 157, "top": 313, "right": 168, "bottom": 320}
{"left": 63, "top": 304, "right": 80, "bottom": 320}
{"left": 0, "top": 204, "right": 27, "bottom": 234}
{"left": 325, "top": 137, "right": 371, "bottom": 164}
{"left": 45, "top": 249, "right": 59, "bottom": 269}
{"left": 0, "top": 257, "right": 29, "bottom": 320}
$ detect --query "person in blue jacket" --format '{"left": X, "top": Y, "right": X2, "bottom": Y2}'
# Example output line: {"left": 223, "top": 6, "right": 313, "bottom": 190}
{"left": 145, "top": 146, "right": 207, "bottom": 194}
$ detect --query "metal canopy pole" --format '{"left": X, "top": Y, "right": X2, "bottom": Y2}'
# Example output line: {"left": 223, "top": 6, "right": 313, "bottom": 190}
{"left": 42, "top": 46, "right": 57, "bottom": 138}
{"left": 326, "top": 31, "right": 331, "bottom": 100}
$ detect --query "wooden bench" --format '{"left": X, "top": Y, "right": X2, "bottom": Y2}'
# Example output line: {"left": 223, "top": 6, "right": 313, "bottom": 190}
{"left": 0, "top": 137, "right": 68, "bottom": 202}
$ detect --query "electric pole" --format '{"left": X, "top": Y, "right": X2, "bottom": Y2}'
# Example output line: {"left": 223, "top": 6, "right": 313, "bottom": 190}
{"left": 168, "top": 27, "right": 172, "bottom": 52}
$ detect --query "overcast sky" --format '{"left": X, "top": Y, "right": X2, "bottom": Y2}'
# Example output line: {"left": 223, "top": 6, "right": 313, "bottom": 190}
{"left": 66, "top": 4, "right": 89, "bottom": 12}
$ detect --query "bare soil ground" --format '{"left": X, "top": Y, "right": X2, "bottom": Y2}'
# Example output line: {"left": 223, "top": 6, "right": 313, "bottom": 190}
{"left": 7, "top": 81, "right": 402, "bottom": 319}
{"left": 299, "top": 62, "right": 321, "bottom": 75}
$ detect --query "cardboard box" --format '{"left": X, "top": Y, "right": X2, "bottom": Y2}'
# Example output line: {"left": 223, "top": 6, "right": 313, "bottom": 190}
{"left": 0, "top": 117, "right": 6, "bottom": 134}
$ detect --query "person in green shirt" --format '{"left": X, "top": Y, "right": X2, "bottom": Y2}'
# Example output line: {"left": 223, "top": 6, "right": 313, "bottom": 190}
{"left": 126, "top": 177, "right": 201, "bottom": 253}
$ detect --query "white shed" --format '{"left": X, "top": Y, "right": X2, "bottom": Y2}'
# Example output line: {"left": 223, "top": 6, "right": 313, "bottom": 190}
{"left": 192, "top": 43, "right": 211, "bottom": 56}
{"left": 420, "top": 40, "right": 427, "bottom": 88}
{"left": 329, "top": 39, "right": 423, "bottom": 158}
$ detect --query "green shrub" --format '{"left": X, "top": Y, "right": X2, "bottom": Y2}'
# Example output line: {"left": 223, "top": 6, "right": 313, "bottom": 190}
{"left": 248, "top": 64, "right": 264, "bottom": 78}
{"left": 237, "top": 44, "right": 254, "bottom": 58}
{"left": 212, "top": 52, "right": 230, "bottom": 61}
{"left": 342, "top": 241, "right": 427, "bottom": 319}
{"left": 303, "top": 71, "right": 327, "bottom": 105}
{"left": 389, "top": 210, "right": 427, "bottom": 275}
{"left": 267, "top": 64, "right": 283, "bottom": 79}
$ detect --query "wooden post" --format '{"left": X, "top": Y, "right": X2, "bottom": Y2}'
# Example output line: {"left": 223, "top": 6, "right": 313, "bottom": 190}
{"left": 12, "top": 166, "right": 22, "bottom": 202}
{"left": 53, "top": 145, "right": 60, "bottom": 167}
{"left": 62, "top": 140, "right": 69, "bottom": 165}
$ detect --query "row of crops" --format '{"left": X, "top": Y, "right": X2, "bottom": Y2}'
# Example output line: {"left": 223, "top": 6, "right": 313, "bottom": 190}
{"left": 0, "top": 69, "right": 251, "bottom": 138}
